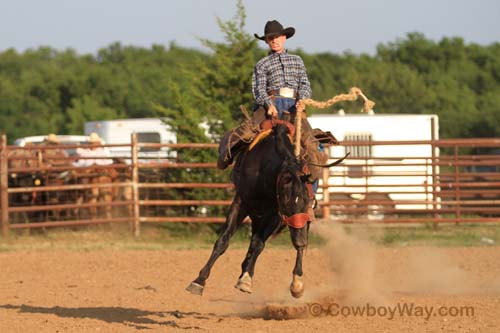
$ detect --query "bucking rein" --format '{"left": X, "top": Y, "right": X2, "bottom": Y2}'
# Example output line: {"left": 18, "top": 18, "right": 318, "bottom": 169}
{"left": 246, "top": 86, "right": 375, "bottom": 159}
{"left": 247, "top": 87, "right": 375, "bottom": 228}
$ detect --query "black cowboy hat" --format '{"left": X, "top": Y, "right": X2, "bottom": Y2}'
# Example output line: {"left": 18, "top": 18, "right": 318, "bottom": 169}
{"left": 254, "top": 20, "right": 295, "bottom": 40}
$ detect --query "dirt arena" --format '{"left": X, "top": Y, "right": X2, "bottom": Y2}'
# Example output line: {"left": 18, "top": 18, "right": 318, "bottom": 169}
{"left": 1, "top": 224, "right": 500, "bottom": 332}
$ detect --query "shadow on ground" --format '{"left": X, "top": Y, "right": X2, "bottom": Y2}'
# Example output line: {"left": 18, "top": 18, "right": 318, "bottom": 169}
{"left": 0, "top": 304, "right": 215, "bottom": 330}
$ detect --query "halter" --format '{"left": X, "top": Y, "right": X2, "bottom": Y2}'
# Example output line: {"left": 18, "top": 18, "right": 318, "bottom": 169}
{"left": 276, "top": 166, "right": 311, "bottom": 229}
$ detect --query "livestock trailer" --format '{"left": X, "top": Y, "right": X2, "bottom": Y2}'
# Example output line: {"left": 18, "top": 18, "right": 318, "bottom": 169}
{"left": 308, "top": 112, "right": 439, "bottom": 219}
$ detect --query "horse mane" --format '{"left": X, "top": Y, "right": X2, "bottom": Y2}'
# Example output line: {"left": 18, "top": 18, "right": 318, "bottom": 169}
{"left": 273, "top": 124, "right": 295, "bottom": 161}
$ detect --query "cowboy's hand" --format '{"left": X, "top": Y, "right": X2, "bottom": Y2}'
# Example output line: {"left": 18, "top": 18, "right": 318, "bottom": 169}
{"left": 267, "top": 104, "right": 278, "bottom": 118}
{"left": 296, "top": 100, "right": 305, "bottom": 112}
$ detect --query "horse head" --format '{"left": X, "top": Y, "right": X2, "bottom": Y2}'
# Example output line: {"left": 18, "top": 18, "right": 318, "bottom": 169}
{"left": 273, "top": 124, "right": 311, "bottom": 229}
{"left": 276, "top": 162, "right": 308, "bottom": 221}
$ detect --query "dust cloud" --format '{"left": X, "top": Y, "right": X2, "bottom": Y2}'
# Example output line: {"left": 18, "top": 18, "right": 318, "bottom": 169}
{"left": 308, "top": 221, "right": 500, "bottom": 306}
{"left": 227, "top": 221, "right": 500, "bottom": 319}
{"left": 307, "top": 222, "right": 389, "bottom": 305}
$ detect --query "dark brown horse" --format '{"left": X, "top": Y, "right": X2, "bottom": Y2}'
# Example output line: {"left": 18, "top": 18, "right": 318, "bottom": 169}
{"left": 7, "top": 148, "right": 46, "bottom": 222}
{"left": 186, "top": 123, "right": 312, "bottom": 298}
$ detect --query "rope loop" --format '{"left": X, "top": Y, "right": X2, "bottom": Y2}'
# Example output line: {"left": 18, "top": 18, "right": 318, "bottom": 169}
{"left": 298, "top": 87, "right": 375, "bottom": 112}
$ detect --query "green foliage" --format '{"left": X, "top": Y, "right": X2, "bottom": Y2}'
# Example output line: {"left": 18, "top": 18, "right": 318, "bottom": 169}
{"left": 193, "top": 0, "right": 258, "bottom": 137}
{"left": 372, "top": 33, "right": 500, "bottom": 137}
{"left": 0, "top": 6, "right": 499, "bottom": 141}
{"left": 66, "top": 95, "right": 120, "bottom": 133}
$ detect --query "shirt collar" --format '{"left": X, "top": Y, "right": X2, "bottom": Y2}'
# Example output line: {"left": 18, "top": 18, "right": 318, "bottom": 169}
{"left": 268, "top": 49, "right": 288, "bottom": 56}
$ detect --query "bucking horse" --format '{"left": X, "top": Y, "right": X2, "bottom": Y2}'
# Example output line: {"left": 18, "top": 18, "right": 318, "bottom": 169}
{"left": 186, "top": 88, "right": 373, "bottom": 298}
{"left": 186, "top": 121, "right": 315, "bottom": 298}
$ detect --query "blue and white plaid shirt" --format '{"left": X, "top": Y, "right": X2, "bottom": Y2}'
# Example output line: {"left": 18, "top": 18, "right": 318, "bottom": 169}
{"left": 252, "top": 50, "right": 312, "bottom": 108}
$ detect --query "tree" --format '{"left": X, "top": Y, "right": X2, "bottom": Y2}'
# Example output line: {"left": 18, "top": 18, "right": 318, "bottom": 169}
{"left": 193, "top": 0, "right": 259, "bottom": 137}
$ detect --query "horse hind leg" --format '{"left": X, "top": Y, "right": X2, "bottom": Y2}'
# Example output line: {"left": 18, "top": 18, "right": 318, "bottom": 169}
{"left": 234, "top": 271, "right": 252, "bottom": 293}
{"left": 235, "top": 214, "right": 281, "bottom": 294}
{"left": 186, "top": 195, "right": 247, "bottom": 296}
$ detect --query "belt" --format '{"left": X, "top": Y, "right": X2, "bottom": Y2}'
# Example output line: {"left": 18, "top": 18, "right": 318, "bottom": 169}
{"left": 267, "top": 87, "right": 297, "bottom": 99}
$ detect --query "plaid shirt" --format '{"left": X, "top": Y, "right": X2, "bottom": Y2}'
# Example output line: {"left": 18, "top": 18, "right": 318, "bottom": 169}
{"left": 252, "top": 50, "right": 312, "bottom": 108}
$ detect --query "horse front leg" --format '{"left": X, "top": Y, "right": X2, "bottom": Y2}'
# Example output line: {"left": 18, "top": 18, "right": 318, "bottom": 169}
{"left": 289, "top": 223, "right": 309, "bottom": 298}
{"left": 186, "top": 195, "right": 247, "bottom": 296}
{"left": 100, "top": 179, "right": 113, "bottom": 220}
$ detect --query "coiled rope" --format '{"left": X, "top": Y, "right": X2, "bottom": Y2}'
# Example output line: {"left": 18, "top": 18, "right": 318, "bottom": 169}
{"left": 298, "top": 87, "right": 375, "bottom": 112}
{"left": 295, "top": 87, "right": 375, "bottom": 157}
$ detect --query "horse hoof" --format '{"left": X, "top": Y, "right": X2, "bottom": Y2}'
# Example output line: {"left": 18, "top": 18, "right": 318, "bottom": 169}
{"left": 186, "top": 282, "right": 204, "bottom": 296}
{"left": 235, "top": 280, "right": 252, "bottom": 293}
{"left": 235, "top": 272, "right": 252, "bottom": 294}
{"left": 290, "top": 275, "right": 304, "bottom": 298}
{"left": 290, "top": 288, "right": 304, "bottom": 298}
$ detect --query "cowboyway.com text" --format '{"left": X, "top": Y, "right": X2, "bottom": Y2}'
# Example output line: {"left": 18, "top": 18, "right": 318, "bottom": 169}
{"left": 308, "top": 302, "right": 475, "bottom": 320}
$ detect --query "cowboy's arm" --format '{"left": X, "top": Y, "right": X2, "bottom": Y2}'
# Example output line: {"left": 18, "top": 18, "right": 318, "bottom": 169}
{"left": 295, "top": 57, "right": 311, "bottom": 113}
{"left": 252, "top": 62, "right": 274, "bottom": 111}
{"left": 296, "top": 57, "right": 312, "bottom": 100}
{"left": 73, "top": 147, "right": 87, "bottom": 167}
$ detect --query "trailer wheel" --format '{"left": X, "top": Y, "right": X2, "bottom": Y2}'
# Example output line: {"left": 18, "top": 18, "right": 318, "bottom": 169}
{"left": 361, "top": 193, "right": 394, "bottom": 222}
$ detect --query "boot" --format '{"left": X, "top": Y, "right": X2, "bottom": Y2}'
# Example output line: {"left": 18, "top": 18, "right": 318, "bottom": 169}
{"left": 217, "top": 129, "right": 235, "bottom": 170}
{"left": 217, "top": 121, "right": 259, "bottom": 170}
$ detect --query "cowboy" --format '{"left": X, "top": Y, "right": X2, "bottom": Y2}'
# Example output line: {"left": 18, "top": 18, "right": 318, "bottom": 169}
{"left": 72, "top": 132, "right": 115, "bottom": 219}
{"left": 218, "top": 20, "right": 327, "bottom": 183}
{"left": 73, "top": 132, "right": 113, "bottom": 167}
{"left": 43, "top": 133, "right": 70, "bottom": 167}
{"left": 252, "top": 20, "right": 311, "bottom": 121}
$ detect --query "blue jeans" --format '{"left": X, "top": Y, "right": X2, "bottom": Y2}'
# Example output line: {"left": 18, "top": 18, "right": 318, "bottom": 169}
{"left": 274, "top": 97, "right": 296, "bottom": 119}
{"left": 311, "top": 143, "right": 325, "bottom": 193}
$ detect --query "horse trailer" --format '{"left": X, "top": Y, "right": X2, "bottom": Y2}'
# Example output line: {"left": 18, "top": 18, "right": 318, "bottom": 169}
{"left": 84, "top": 118, "right": 177, "bottom": 162}
{"left": 308, "top": 112, "right": 440, "bottom": 220}
{"left": 13, "top": 135, "right": 93, "bottom": 156}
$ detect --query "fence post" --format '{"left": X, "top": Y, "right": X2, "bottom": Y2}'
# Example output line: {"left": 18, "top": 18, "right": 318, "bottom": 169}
{"left": 431, "top": 117, "right": 439, "bottom": 227}
{"left": 131, "top": 133, "right": 140, "bottom": 237}
{"left": 454, "top": 145, "right": 460, "bottom": 225}
{"left": 0, "top": 134, "right": 9, "bottom": 237}
{"left": 321, "top": 167, "right": 330, "bottom": 219}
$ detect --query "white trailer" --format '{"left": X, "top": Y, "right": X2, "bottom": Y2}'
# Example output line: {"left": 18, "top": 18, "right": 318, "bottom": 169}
{"left": 13, "top": 135, "right": 92, "bottom": 156}
{"left": 84, "top": 118, "right": 177, "bottom": 161}
{"left": 308, "top": 112, "right": 439, "bottom": 219}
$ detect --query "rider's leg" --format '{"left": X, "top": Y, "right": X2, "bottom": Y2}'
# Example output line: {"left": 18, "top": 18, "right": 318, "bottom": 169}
{"left": 217, "top": 108, "right": 264, "bottom": 170}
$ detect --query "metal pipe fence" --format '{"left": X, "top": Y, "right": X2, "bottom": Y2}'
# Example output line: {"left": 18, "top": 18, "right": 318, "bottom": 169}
{"left": 0, "top": 134, "right": 499, "bottom": 236}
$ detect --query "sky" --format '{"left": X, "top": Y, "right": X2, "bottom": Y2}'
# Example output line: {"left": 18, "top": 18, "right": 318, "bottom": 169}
{"left": 0, "top": 0, "right": 499, "bottom": 55}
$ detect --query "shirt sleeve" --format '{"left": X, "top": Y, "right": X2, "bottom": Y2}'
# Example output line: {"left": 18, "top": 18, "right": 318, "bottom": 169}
{"left": 297, "top": 57, "right": 312, "bottom": 100}
{"left": 252, "top": 61, "right": 273, "bottom": 108}
{"left": 94, "top": 147, "right": 114, "bottom": 165}
{"left": 73, "top": 147, "right": 87, "bottom": 167}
